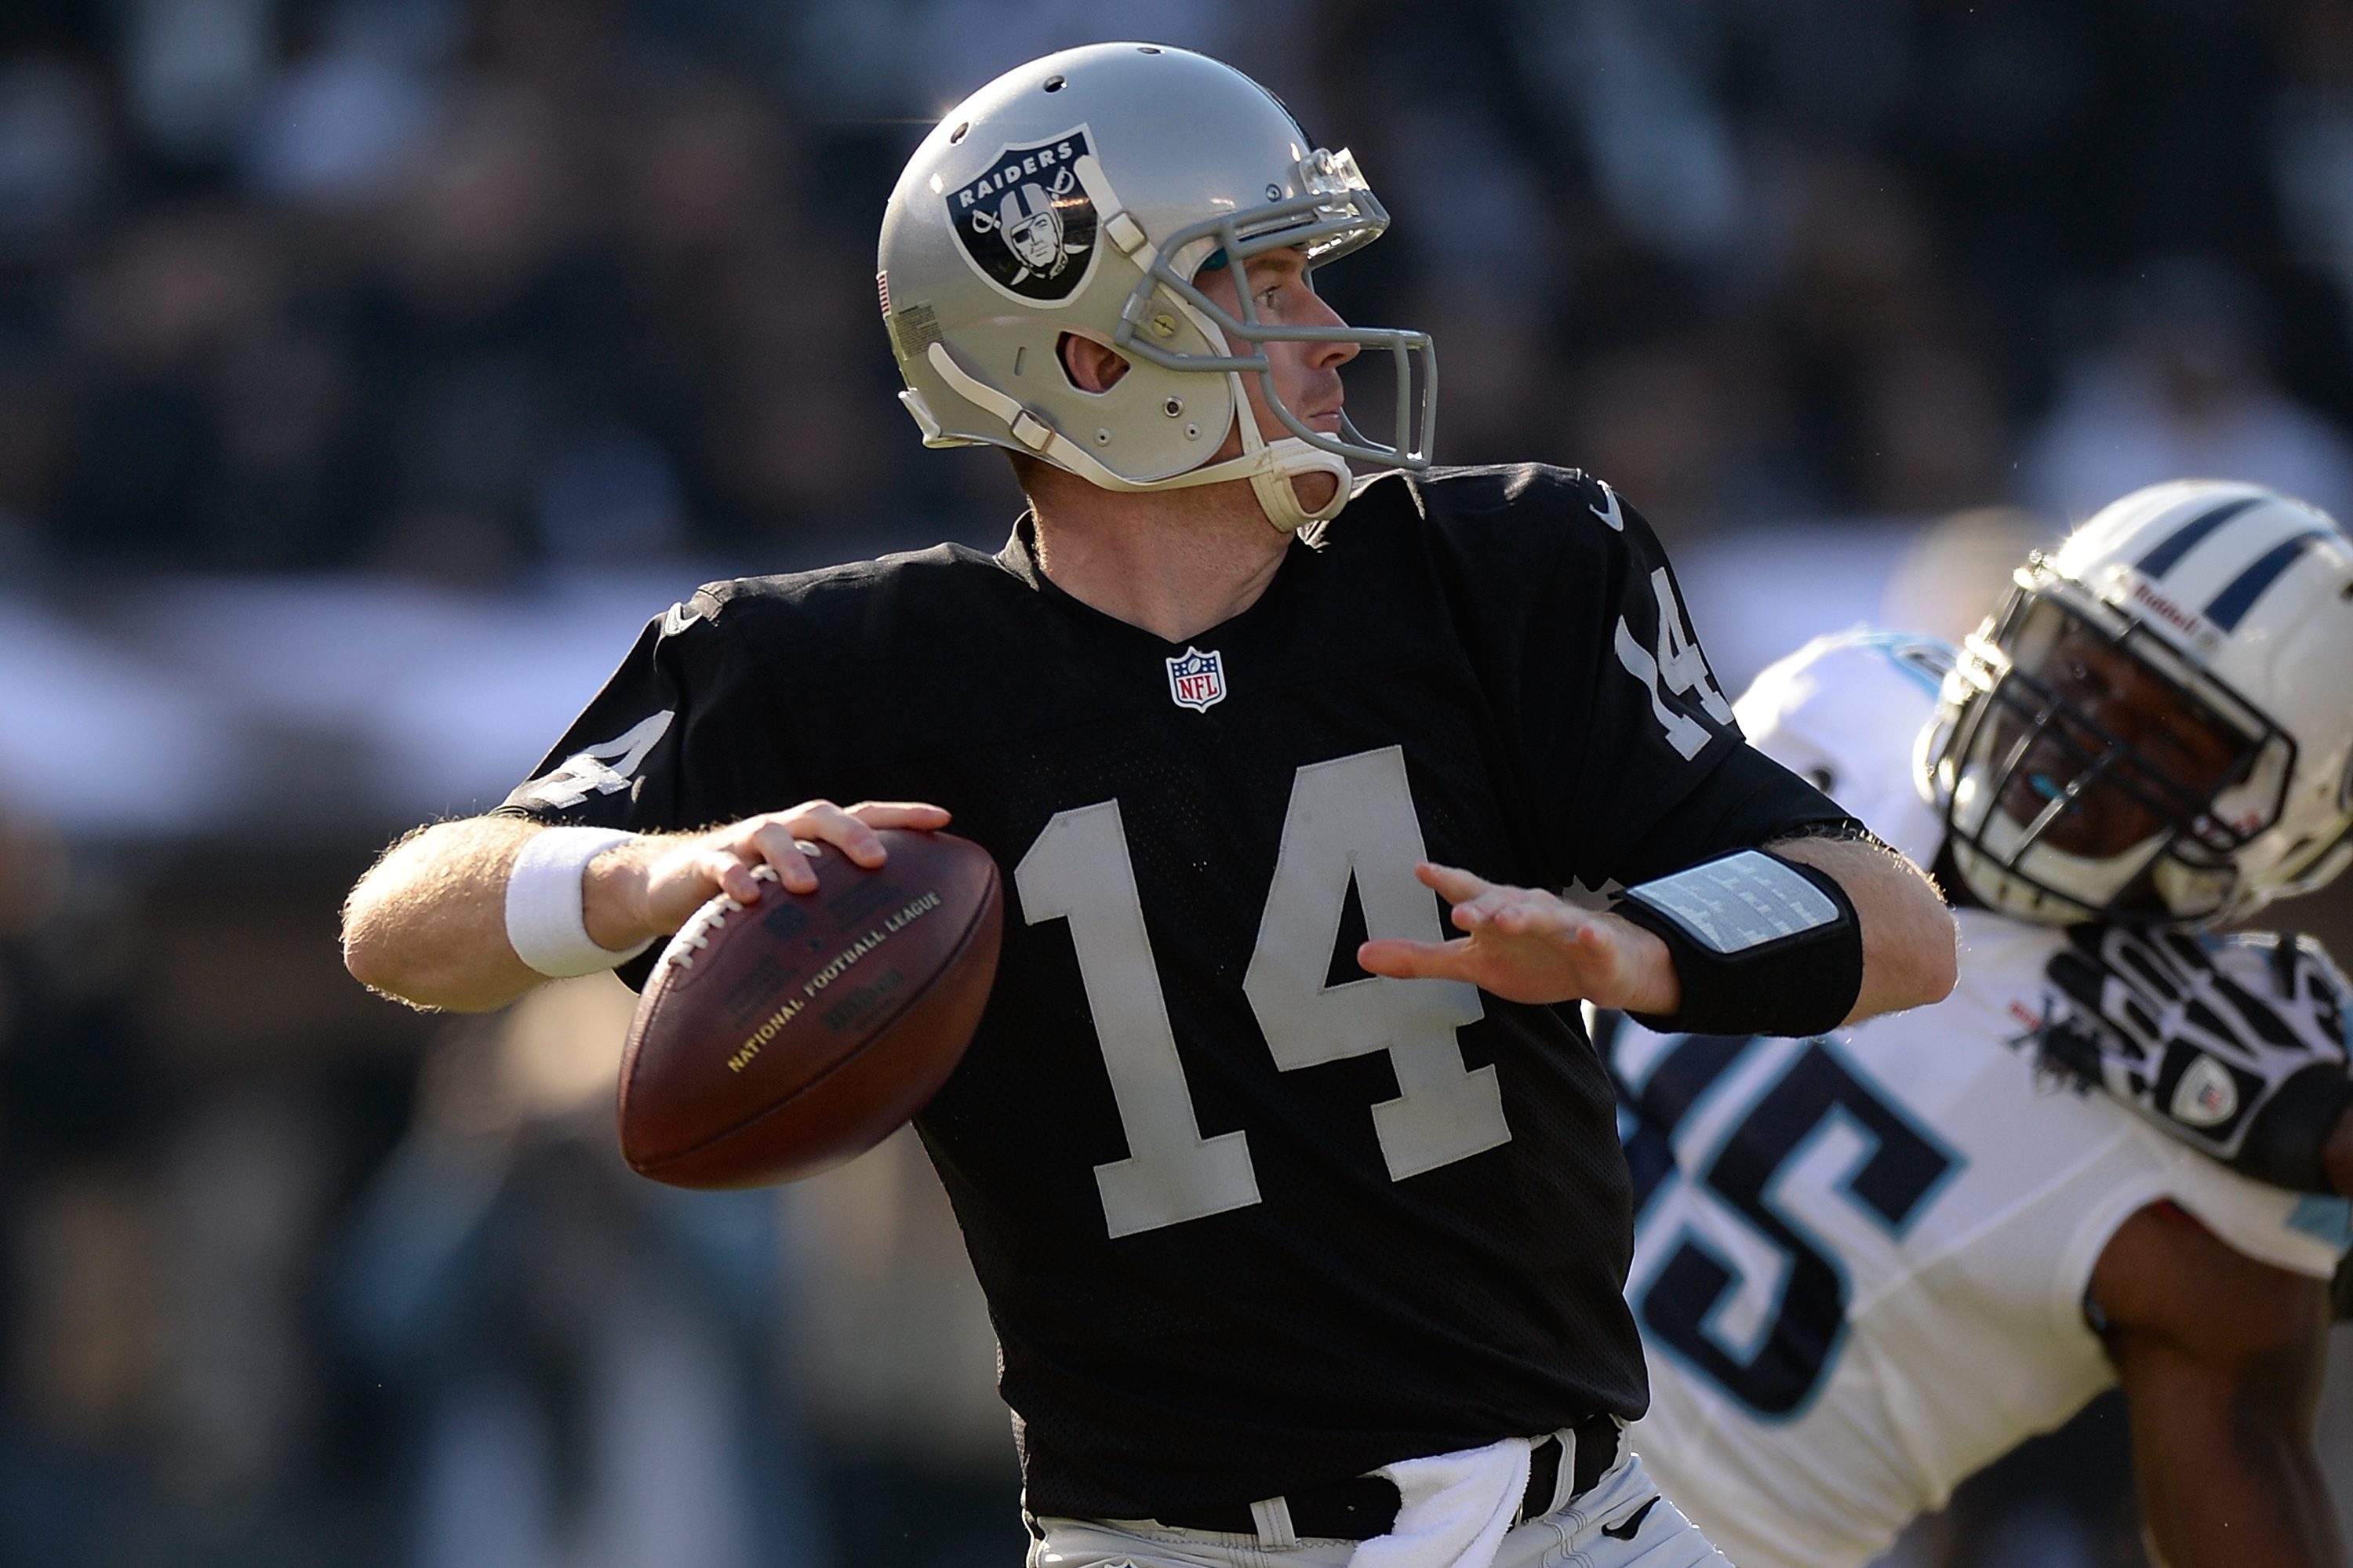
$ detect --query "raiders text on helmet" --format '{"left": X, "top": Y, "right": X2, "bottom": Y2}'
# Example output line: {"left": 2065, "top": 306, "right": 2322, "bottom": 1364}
{"left": 875, "top": 44, "right": 1435, "bottom": 532}
{"left": 1923, "top": 478, "right": 2353, "bottom": 925}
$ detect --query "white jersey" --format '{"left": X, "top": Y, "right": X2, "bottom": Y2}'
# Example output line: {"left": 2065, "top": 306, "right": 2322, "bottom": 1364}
{"left": 1613, "top": 631, "right": 2353, "bottom": 1568}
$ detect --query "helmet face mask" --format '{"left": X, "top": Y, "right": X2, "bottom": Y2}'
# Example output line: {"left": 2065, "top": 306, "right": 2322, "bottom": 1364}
{"left": 1925, "top": 479, "right": 2353, "bottom": 927}
{"left": 1941, "top": 583, "right": 2285, "bottom": 923}
{"left": 878, "top": 45, "right": 1438, "bottom": 531}
{"left": 1111, "top": 150, "right": 1435, "bottom": 471}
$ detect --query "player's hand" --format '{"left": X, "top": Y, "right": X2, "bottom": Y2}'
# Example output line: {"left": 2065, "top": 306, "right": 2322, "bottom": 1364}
{"left": 591, "top": 800, "right": 953, "bottom": 948}
{"left": 1356, "top": 862, "right": 1681, "bottom": 1013}
{"left": 2043, "top": 926, "right": 2353, "bottom": 1193}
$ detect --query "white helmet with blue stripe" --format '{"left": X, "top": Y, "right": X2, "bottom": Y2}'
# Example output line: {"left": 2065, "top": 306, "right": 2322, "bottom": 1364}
{"left": 1925, "top": 478, "right": 2353, "bottom": 925}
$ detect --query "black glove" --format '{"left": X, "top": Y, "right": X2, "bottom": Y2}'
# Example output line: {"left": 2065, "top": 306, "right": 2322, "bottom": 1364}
{"left": 2043, "top": 926, "right": 2353, "bottom": 1194}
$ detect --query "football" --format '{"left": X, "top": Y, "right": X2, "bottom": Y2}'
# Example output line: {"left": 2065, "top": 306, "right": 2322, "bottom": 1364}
{"left": 617, "top": 830, "right": 1003, "bottom": 1188}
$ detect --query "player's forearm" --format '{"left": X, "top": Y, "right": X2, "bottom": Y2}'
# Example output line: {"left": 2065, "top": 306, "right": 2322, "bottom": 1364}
{"left": 341, "top": 816, "right": 553, "bottom": 1012}
{"left": 2100, "top": 1204, "right": 2342, "bottom": 1568}
{"left": 1769, "top": 834, "right": 1958, "bottom": 1023}
{"left": 2119, "top": 1342, "right": 2342, "bottom": 1568}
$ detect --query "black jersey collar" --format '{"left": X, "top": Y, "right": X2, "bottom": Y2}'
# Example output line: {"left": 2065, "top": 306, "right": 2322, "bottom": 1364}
{"left": 995, "top": 511, "right": 1321, "bottom": 655}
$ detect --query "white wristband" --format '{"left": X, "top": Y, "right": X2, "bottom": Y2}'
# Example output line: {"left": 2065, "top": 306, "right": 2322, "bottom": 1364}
{"left": 505, "top": 827, "right": 655, "bottom": 977}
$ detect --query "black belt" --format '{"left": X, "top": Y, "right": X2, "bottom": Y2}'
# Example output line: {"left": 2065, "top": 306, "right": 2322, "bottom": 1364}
{"left": 1155, "top": 1414, "right": 1620, "bottom": 1542}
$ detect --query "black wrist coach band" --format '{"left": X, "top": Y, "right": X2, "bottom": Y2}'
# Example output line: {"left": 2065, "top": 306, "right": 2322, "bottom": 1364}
{"left": 1613, "top": 849, "right": 1863, "bottom": 1039}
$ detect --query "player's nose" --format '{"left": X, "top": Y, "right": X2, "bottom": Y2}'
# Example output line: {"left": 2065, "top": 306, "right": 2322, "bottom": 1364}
{"left": 1300, "top": 292, "right": 1358, "bottom": 368}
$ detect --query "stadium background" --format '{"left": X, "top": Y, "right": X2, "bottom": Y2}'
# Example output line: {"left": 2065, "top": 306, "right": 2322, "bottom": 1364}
{"left": 1, "top": 0, "right": 2352, "bottom": 1563}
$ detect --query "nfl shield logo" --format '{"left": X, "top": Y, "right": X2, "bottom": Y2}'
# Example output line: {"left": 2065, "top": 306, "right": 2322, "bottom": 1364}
{"left": 1166, "top": 646, "right": 1227, "bottom": 713}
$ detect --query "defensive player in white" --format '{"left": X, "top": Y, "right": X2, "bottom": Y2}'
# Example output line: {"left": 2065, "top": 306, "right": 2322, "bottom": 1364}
{"left": 1604, "top": 479, "right": 2353, "bottom": 1568}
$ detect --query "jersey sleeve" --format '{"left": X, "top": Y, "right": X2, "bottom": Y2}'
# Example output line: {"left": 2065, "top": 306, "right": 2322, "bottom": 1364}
{"left": 2051, "top": 1113, "right": 2352, "bottom": 1347}
{"left": 493, "top": 587, "right": 801, "bottom": 839}
{"left": 1460, "top": 471, "right": 1854, "bottom": 893}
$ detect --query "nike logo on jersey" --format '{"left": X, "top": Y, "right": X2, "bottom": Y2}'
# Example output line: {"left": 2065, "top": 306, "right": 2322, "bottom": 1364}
{"left": 1590, "top": 479, "right": 1624, "bottom": 532}
{"left": 1601, "top": 1497, "right": 1658, "bottom": 1541}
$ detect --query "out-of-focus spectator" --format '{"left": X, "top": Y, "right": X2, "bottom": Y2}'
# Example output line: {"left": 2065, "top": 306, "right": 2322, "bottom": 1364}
{"left": 1852, "top": 340, "right": 2006, "bottom": 515}
{"left": 1510, "top": 0, "right": 1743, "bottom": 269}
{"left": 349, "top": 81, "right": 620, "bottom": 584}
{"left": 56, "top": 200, "right": 334, "bottom": 569}
{"left": 1778, "top": 155, "right": 2013, "bottom": 515}
{"left": 2269, "top": 0, "right": 2353, "bottom": 362}
{"left": 1559, "top": 339, "right": 1739, "bottom": 540}
{"left": 335, "top": 975, "right": 829, "bottom": 1568}
{"left": 120, "top": 0, "right": 277, "bottom": 168}
{"left": 0, "top": 57, "right": 111, "bottom": 264}
{"left": 242, "top": 53, "right": 440, "bottom": 207}
{"left": 1878, "top": 504, "right": 2052, "bottom": 642}
{"left": 609, "top": 75, "right": 899, "bottom": 547}
{"left": 155, "top": 1085, "right": 334, "bottom": 1512}
{"left": 2024, "top": 254, "right": 2353, "bottom": 524}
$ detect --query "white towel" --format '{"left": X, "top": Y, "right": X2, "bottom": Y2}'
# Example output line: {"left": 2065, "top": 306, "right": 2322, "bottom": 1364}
{"left": 1345, "top": 1436, "right": 1533, "bottom": 1568}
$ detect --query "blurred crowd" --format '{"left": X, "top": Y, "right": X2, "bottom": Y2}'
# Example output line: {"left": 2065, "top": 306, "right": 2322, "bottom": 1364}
{"left": 2, "top": 0, "right": 2353, "bottom": 584}
{"left": 6, "top": 1, "right": 2353, "bottom": 1566}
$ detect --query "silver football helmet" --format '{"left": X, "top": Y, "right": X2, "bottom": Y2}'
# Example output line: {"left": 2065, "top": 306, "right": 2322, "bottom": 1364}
{"left": 875, "top": 43, "right": 1435, "bottom": 532}
{"left": 1923, "top": 478, "right": 2353, "bottom": 926}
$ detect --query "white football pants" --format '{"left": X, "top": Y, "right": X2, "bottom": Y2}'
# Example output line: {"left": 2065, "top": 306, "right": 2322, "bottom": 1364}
{"left": 1031, "top": 1451, "right": 1729, "bottom": 1568}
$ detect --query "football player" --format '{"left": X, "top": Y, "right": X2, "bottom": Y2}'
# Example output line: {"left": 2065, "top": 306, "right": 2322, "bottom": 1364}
{"left": 1602, "top": 478, "right": 2353, "bottom": 1568}
{"left": 342, "top": 45, "right": 1958, "bottom": 1568}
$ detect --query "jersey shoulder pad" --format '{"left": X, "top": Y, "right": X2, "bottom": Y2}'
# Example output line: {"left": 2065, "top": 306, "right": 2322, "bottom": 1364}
{"left": 1732, "top": 630, "right": 1952, "bottom": 868}
{"left": 696, "top": 543, "right": 999, "bottom": 617}
{"left": 689, "top": 544, "right": 1013, "bottom": 662}
{"left": 1380, "top": 463, "right": 1629, "bottom": 537}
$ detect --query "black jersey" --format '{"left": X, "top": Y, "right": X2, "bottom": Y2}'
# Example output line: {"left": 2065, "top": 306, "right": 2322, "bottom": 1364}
{"left": 497, "top": 464, "right": 1853, "bottom": 1519}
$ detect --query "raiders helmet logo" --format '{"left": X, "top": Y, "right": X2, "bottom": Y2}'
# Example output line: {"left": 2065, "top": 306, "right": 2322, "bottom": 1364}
{"left": 947, "top": 127, "right": 1100, "bottom": 304}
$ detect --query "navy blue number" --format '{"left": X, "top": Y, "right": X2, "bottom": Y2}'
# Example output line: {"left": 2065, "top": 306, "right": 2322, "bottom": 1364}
{"left": 1627, "top": 1039, "right": 1955, "bottom": 1417}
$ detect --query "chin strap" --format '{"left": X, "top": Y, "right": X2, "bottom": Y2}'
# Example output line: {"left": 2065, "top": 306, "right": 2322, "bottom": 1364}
{"left": 924, "top": 346, "right": 1351, "bottom": 534}
{"left": 1229, "top": 365, "right": 1352, "bottom": 532}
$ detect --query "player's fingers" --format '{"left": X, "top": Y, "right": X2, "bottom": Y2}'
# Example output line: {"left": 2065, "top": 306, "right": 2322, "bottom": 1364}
{"left": 739, "top": 820, "right": 825, "bottom": 893}
{"left": 1487, "top": 892, "right": 1580, "bottom": 938}
{"left": 1488, "top": 900, "right": 1544, "bottom": 936}
{"left": 1416, "top": 862, "right": 1494, "bottom": 904}
{"left": 707, "top": 847, "right": 781, "bottom": 902}
{"left": 778, "top": 802, "right": 889, "bottom": 867}
{"left": 1357, "top": 936, "right": 1471, "bottom": 980}
{"left": 846, "top": 800, "right": 954, "bottom": 831}
{"left": 1449, "top": 884, "right": 1539, "bottom": 933}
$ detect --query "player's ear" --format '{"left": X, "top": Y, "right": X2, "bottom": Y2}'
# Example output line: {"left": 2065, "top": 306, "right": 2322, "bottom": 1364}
{"left": 1058, "top": 332, "right": 1129, "bottom": 395}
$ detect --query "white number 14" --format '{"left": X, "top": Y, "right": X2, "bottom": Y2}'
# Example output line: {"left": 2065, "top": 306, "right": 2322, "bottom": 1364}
{"left": 1015, "top": 746, "right": 1512, "bottom": 1239}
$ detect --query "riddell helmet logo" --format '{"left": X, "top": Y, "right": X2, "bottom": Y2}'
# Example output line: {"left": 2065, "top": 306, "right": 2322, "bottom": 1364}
{"left": 947, "top": 127, "right": 1100, "bottom": 304}
{"left": 2129, "top": 577, "right": 2203, "bottom": 635}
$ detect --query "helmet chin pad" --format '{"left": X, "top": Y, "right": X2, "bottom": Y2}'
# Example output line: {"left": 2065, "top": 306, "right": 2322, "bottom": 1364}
{"left": 1248, "top": 444, "right": 1351, "bottom": 532}
{"left": 1225, "top": 366, "right": 1351, "bottom": 532}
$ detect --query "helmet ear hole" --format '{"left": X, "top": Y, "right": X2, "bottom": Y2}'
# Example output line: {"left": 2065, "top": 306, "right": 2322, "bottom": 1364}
{"left": 1056, "top": 333, "right": 1129, "bottom": 395}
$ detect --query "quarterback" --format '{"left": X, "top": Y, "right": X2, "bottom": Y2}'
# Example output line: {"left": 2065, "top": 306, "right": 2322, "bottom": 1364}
{"left": 343, "top": 44, "right": 1957, "bottom": 1568}
{"left": 1606, "top": 480, "right": 2353, "bottom": 1568}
